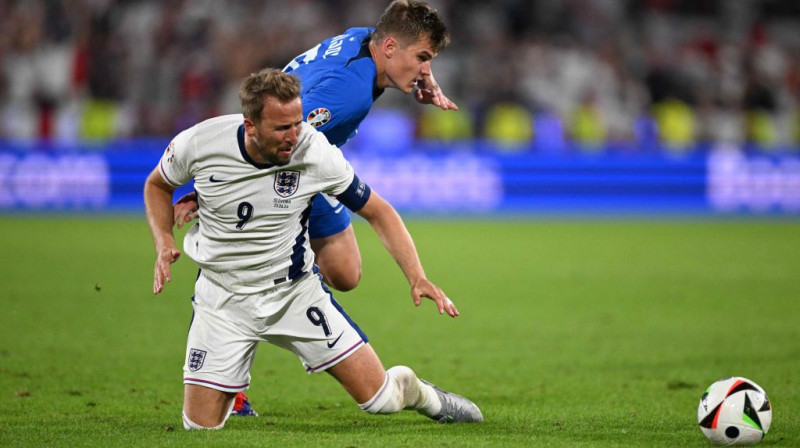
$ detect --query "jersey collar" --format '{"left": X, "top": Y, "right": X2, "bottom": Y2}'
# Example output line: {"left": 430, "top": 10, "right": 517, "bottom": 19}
{"left": 238, "top": 124, "right": 274, "bottom": 169}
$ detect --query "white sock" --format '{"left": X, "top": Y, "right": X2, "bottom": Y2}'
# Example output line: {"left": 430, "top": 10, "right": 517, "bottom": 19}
{"left": 359, "top": 373, "right": 398, "bottom": 414}
{"left": 415, "top": 379, "right": 443, "bottom": 417}
{"left": 182, "top": 412, "right": 226, "bottom": 430}
{"left": 358, "top": 366, "right": 442, "bottom": 416}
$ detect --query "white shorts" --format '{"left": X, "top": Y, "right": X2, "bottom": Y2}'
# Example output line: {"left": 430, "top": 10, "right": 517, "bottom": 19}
{"left": 183, "top": 271, "right": 367, "bottom": 393}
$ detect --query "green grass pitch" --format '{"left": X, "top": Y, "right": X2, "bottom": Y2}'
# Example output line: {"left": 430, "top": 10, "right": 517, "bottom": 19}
{"left": 1, "top": 216, "right": 798, "bottom": 447}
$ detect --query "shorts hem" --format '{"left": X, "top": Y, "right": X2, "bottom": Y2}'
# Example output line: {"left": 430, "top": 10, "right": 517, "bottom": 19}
{"left": 305, "top": 340, "right": 365, "bottom": 374}
{"left": 183, "top": 377, "right": 249, "bottom": 393}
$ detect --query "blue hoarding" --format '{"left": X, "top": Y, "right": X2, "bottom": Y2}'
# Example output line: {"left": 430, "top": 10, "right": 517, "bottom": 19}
{"left": 1, "top": 140, "right": 798, "bottom": 215}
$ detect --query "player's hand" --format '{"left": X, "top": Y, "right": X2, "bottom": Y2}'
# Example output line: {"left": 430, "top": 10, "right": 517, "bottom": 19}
{"left": 414, "top": 73, "right": 458, "bottom": 111}
{"left": 411, "top": 278, "right": 459, "bottom": 317}
{"left": 153, "top": 246, "right": 181, "bottom": 294}
{"left": 174, "top": 191, "right": 199, "bottom": 229}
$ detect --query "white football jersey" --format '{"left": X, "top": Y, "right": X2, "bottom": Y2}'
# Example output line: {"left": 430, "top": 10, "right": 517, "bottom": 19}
{"left": 158, "top": 114, "right": 361, "bottom": 294}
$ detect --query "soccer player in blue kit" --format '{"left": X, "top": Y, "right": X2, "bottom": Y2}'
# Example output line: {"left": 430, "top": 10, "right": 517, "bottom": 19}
{"left": 172, "top": 0, "right": 458, "bottom": 416}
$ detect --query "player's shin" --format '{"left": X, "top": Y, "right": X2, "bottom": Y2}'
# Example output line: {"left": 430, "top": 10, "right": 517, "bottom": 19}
{"left": 358, "top": 365, "right": 441, "bottom": 416}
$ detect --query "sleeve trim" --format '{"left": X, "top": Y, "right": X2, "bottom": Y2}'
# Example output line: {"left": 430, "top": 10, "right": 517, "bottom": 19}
{"left": 159, "top": 159, "right": 182, "bottom": 187}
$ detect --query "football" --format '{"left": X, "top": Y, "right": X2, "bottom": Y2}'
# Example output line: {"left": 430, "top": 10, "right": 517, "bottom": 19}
{"left": 697, "top": 377, "right": 772, "bottom": 446}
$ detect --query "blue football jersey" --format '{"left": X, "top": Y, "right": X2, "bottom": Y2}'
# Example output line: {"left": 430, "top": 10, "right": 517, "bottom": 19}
{"left": 284, "top": 27, "right": 384, "bottom": 147}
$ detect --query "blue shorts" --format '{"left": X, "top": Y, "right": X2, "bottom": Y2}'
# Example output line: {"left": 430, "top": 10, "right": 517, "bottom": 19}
{"left": 308, "top": 193, "right": 351, "bottom": 239}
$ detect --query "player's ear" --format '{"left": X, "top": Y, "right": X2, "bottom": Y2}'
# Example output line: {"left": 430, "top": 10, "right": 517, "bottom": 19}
{"left": 243, "top": 118, "right": 257, "bottom": 136}
{"left": 383, "top": 36, "right": 397, "bottom": 58}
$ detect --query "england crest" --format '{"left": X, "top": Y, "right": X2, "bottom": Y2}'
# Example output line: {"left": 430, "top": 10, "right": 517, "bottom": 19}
{"left": 188, "top": 348, "right": 207, "bottom": 372}
{"left": 275, "top": 170, "right": 300, "bottom": 198}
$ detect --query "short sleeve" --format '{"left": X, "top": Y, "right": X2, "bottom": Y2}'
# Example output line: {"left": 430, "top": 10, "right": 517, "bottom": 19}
{"left": 307, "top": 128, "right": 356, "bottom": 196}
{"left": 301, "top": 73, "right": 371, "bottom": 147}
{"left": 157, "top": 127, "right": 194, "bottom": 187}
{"left": 300, "top": 123, "right": 371, "bottom": 211}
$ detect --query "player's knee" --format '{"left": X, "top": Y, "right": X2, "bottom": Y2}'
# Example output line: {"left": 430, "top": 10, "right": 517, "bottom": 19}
{"left": 183, "top": 396, "right": 234, "bottom": 430}
{"left": 326, "top": 264, "right": 362, "bottom": 292}
{"left": 182, "top": 412, "right": 227, "bottom": 431}
{"left": 332, "top": 271, "right": 361, "bottom": 292}
{"left": 359, "top": 366, "right": 420, "bottom": 415}
{"left": 387, "top": 366, "right": 422, "bottom": 406}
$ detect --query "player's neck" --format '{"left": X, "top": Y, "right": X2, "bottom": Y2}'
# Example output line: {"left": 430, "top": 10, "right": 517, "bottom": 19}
{"left": 244, "top": 136, "right": 272, "bottom": 166}
{"left": 369, "top": 42, "right": 388, "bottom": 89}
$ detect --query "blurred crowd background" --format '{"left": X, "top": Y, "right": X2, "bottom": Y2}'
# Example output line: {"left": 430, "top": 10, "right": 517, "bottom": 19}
{"left": 1, "top": 0, "right": 799, "bottom": 153}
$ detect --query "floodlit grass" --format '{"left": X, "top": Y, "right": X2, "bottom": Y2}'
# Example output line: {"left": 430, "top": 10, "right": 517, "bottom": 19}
{"left": 1, "top": 217, "right": 798, "bottom": 447}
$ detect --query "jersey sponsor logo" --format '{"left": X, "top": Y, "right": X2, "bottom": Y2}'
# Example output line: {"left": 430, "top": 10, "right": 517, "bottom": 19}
{"left": 164, "top": 141, "right": 176, "bottom": 164}
{"left": 209, "top": 175, "right": 227, "bottom": 183}
{"left": 274, "top": 170, "right": 301, "bottom": 197}
{"left": 307, "top": 108, "right": 331, "bottom": 128}
{"left": 188, "top": 348, "right": 207, "bottom": 372}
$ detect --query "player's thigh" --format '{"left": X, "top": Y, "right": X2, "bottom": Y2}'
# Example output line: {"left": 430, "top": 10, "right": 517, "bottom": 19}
{"left": 327, "top": 343, "right": 387, "bottom": 403}
{"left": 308, "top": 194, "right": 362, "bottom": 282}
{"left": 308, "top": 193, "right": 353, "bottom": 239}
{"left": 311, "top": 224, "right": 361, "bottom": 266}
{"left": 184, "top": 276, "right": 258, "bottom": 393}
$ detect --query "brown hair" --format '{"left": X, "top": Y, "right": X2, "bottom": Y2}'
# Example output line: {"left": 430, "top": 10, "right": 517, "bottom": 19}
{"left": 239, "top": 68, "right": 301, "bottom": 121}
{"left": 373, "top": 0, "right": 449, "bottom": 53}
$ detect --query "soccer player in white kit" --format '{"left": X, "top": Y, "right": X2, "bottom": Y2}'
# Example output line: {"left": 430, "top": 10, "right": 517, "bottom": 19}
{"left": 143, "top": 69, "right": 482, "bottom": 429}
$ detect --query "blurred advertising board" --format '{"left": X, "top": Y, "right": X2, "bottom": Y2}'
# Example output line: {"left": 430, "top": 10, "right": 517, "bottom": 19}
{"left": 0, "top": 140, "right": 798, "bottom": 215}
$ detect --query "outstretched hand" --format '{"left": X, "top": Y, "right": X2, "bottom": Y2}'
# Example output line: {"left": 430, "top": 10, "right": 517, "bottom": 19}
{"left": 415, "top": 73, "right": 458, "bottom": 111}
{"left": 153, "top": 246, "right": 181, "bottom": 294}
{"left": 411, "top": 278, "right": 459, "bottom": 317}
{"left": 174, "top": 191, "right": 199, "bottom": 229}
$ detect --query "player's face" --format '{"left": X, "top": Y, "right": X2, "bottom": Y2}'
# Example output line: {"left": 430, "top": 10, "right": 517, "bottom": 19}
{"left": 247, "top": 96, "right": 303, "bottom": 166}
{"left": 385, "top": 36, "right": 436, "bottom": 93}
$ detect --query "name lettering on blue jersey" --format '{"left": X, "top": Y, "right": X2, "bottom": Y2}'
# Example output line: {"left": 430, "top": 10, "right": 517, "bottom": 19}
{"left": 323, "top": 34, "right": 347, "bottom": 58}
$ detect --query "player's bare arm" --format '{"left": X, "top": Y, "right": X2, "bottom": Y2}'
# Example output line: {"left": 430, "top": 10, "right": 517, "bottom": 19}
{"left": 354, "top": 191, "right": 458, "bottom": 317}
{"left": 144, "top": 167, "right": 181, "bottom": 294}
